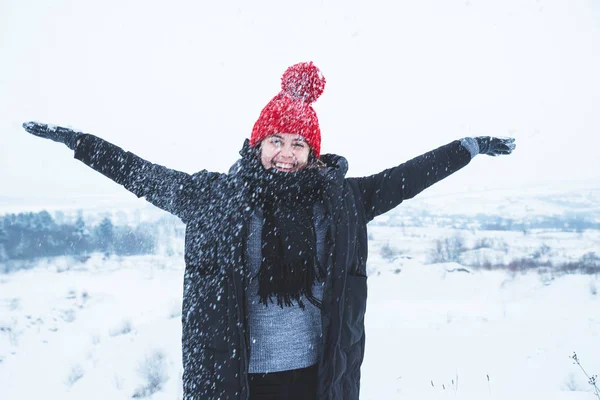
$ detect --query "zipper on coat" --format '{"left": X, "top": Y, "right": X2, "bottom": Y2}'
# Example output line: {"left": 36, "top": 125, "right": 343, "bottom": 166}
{"left": 318, "top": 208, "right": 336, "bottom": 399}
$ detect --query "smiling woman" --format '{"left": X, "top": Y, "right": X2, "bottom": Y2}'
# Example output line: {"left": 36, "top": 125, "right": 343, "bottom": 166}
{"left": 260, "top": 134, "right": 311, "bottom": 172}
{"left": 22, "top": 61, "right": 515, "bottom": 400}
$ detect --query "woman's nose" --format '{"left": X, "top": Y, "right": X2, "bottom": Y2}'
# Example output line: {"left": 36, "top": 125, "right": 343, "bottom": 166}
{"left": 279, "top": 145, "right": 294, "bottom": 158}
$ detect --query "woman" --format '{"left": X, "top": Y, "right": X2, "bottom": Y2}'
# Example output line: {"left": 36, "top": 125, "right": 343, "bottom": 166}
{"left": 23, "top": 62, "right": 515, "bottom": 400}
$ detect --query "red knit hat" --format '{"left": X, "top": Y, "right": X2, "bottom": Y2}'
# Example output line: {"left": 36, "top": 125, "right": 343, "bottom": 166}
{"left": 250, "top": 62, "right": 326, "bottom": 158}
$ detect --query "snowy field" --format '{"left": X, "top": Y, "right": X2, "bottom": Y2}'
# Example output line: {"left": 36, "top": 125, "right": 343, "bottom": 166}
{"left": 1, "top": 224, "right": 599, "bottom": 399}
{"left": 363, "top": 226, "right": 600, "bottom": 399}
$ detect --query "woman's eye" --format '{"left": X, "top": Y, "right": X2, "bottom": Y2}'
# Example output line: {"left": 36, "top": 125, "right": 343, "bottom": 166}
{"left": 293, "top": 143, "right": 305, "bottom": 148}
{"left": 271, "top": 139, "right": 281, "bottom": 146}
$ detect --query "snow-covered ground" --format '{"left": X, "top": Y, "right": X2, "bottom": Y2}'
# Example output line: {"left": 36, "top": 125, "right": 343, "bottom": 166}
{"left": 363, "top": 226, "right": 600, "bottom": 399}
{"left": 1, "top": 226, "right": 598, "bottom": 399}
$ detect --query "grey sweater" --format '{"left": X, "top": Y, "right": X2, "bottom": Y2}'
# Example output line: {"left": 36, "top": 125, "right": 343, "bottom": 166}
{"left": 245, "top": 204, "right": 329, "bottom": 373}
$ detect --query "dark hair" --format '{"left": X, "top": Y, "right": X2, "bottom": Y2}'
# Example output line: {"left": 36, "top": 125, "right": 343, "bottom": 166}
{"left": 308, "top": 150, "right": 326, "bottom": 169}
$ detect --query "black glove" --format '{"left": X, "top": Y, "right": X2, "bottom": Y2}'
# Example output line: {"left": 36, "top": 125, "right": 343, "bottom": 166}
{"left": 22, "top": 121, "right": 82, "bottom": 151}
{"left": 475, "top": 136, "right": 516, "bottom": 156}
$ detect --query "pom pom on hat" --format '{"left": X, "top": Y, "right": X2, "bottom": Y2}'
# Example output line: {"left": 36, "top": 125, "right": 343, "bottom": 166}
{"left": 250, "top": 62, "right": 325, "bottom": 158}
{"left": 280, "top": 61, "right": 326, "bottom": 104}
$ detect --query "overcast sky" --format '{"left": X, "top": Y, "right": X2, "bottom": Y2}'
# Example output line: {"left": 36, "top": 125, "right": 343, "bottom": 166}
{"left": 1, "top": 0, "right": 599, "bottom": 205}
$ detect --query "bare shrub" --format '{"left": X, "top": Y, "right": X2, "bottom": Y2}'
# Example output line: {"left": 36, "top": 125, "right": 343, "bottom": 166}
{"left": 9, "top": 298, "right": 20, "bottom": 311}
{"left": 471, "top": 237, "right": 509, "bottom": 256}
{"left": 557, "top": 252, "right": 600, "bottom": 275}
{"left": 78, "top": 291, "right": 89, "bottom": 309}
{"left": 507, "top": 257, "right": 551, "bottom": 273}
{"left": 581, "top": 252, "right": 600, "bottom": 270}
{"left": 0, "top": 321, "right": 19, "bottom": 346}
{"left": 428, "top": 234, "right": 466, "bottom": 264}
{"left": 472, "top": 253, "right": 600, "bottom": 276}
{"left": 472, "top": 237, "right": 494, "bottom": 250}
{"left": 461, "top": 245, "right": 508, "bottom": 269}
{"left": 65, "top": 364, "right": 84, "bottom": 387}
{"left": 381, "top": 242, "right": 402, "bottom": 262}
{"left": 61, "top": 309, "right": 76, "bottom": 323}
{"left": 570, "top": 352, "right": 600, "bottom": 398}
{"left": 109, "top": 320, "right": 132, "bottom": 337}
{"left": 132, "top": 350, "right": 169, "bottom": 398}
{"left": 531, "top": 244, "right": 552, "bottom": 261}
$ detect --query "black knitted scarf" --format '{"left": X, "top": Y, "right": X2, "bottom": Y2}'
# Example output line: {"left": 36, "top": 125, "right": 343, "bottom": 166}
{"left": 237, "top": 140, "right": 325, "bottom": 309}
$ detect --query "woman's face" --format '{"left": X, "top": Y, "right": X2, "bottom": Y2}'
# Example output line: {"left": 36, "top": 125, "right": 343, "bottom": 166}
{"left": 260, "top": 133, "right": 310, "bottom": 172}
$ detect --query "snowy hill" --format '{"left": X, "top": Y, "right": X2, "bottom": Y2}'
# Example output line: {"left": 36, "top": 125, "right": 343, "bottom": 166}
{"left": 1, "top": 185, "right": 599, "bottom": 399}
{"left": 1, "top": 255, "right": 598, "bottom": 399}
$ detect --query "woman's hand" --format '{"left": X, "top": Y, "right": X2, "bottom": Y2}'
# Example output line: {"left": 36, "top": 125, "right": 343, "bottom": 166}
{"left": 22, "top": 121, "right": 82, "bottom": 150}
{"left": 475, "top": 136, "right": 516, "bottom": 156}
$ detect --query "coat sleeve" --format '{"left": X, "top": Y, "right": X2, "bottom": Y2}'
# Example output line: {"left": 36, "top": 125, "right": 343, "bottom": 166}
{"left": 347, "top": 140, "right": 472, "bottom": 222}
{"left": 74, "top": 134, "right": 221, "bottom": 222}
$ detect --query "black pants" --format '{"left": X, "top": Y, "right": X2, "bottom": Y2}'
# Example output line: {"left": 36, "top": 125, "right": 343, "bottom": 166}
{"left": 249, "top": 364, "right": 318, "bottom": 400}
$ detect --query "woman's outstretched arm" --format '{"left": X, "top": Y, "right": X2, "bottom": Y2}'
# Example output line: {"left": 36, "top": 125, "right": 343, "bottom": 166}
{"left": 23, "top": 121, "right": 222, "bottom": 222}
{"left": 348, "top": 137, "right": 516, "bottom": 222}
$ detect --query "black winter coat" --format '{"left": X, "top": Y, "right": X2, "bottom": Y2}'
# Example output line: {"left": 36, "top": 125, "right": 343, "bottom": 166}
{"left": 74, "top": 136, "right": 471, "bottom": 399}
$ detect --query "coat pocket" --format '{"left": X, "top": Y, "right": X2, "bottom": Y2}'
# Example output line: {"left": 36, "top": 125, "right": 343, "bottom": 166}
{"left": 341, "top": 274, "right": 368, "bottom": 349}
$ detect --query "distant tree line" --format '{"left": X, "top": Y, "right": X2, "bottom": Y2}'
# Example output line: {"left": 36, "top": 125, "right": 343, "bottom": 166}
{"left": 0, "top": 210, "right": 155, "bottom": 262}
{"left": 379, "top": 210, "right": 600, "bottom": 232}
{"left": 476, "top": 212, "right": 599, "bottom": 232}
